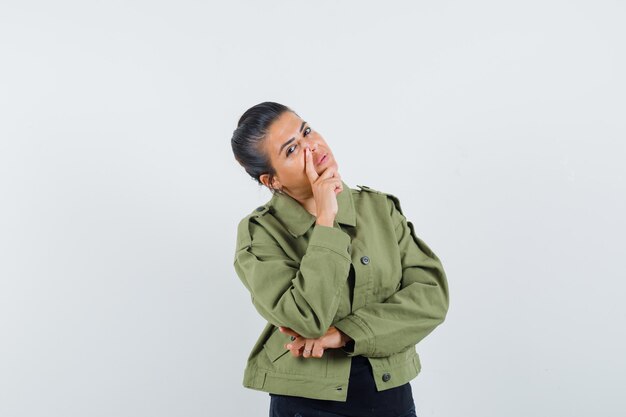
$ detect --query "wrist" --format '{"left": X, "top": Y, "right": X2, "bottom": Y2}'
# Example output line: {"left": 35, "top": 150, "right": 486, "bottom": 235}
{"left": 337, "top": 329, "right": 352, "bottom": 347}
{"left": 316, "top": 216, "right": 335, "bottom": 227}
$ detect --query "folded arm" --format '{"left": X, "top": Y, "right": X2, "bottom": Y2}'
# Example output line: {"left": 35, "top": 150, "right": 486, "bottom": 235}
{"left": 333, "top": 199, "right": 450, "bottom": 357}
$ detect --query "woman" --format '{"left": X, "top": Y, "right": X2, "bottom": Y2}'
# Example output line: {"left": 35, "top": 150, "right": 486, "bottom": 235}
{"left": 231, "top": 102, "right": 449, "bottom": 417}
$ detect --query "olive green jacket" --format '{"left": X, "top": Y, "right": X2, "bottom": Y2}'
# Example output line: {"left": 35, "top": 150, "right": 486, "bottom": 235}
{"left": 233, "top": 182, "right": 449, "bottom": 401}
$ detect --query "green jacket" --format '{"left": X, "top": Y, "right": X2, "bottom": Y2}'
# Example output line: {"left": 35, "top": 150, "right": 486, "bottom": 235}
{"left": 233, "top": 181, "right": 449, "bottom": 401}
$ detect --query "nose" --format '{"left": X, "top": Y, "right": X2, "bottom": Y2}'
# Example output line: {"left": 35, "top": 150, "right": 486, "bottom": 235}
{"left": 305, "top": 137, "right": 318, "bottom": 152}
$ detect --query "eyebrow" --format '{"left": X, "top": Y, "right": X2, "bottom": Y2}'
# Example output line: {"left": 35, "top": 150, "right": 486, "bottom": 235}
{"left": 278, "top": 121, "right": 307, "bottom": 156}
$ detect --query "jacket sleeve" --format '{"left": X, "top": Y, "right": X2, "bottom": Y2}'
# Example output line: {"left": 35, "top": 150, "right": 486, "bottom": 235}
{"left": 234, "top": 218, "right": 352, "bottom": 339}
{"left": 333, "top": 197, "right": 449, "bottom": 357}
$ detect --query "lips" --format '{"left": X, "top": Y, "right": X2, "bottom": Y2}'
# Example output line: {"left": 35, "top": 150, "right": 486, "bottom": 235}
{"left": 316, "top": 154, "right": 327, "bottom": 166}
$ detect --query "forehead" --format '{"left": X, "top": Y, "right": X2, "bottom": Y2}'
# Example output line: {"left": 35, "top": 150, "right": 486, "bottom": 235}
{"left": 266, "top": 111, "right": 303, "bottom": 146}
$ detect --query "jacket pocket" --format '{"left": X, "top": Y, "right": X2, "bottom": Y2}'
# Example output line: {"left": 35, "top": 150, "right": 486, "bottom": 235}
{"left": 263, "top": 327, "right": 291, "bottom": 363}
{"left": 262, "top": 327, "right": 330, "bottom": 378}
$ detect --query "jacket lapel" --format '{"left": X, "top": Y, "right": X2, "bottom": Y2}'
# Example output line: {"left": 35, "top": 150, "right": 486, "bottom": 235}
{"left": 270, "top": 181, "right": 356, "bottom": 237}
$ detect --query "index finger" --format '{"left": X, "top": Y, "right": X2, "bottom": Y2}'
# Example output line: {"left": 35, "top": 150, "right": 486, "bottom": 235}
{"left": 304, "top": 147, "right": 319, "bottom": 184}
{"left": 279, "top": 326, "right": 301, "bottom": 338}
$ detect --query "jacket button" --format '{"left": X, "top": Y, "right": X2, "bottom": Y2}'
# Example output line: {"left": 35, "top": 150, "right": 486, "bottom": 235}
{"left": 347, "top": 244, "right": 352, "bottom": 254}
{"left": 382, "top": 373, "right": 391, "bottom": 382}
{"left": 360, "top": 256, "right": 370, "bottom": 265}
{"left": 256, "top": 206, "right": 264, "bottom": 212}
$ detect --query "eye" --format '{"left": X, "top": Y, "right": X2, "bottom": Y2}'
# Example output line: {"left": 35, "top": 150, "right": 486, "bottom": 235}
{"left": 286, "top": 143, "right": 297, "bottom": 157}
{"left": 303, "top": 126, "right": 312, "bottom": 136}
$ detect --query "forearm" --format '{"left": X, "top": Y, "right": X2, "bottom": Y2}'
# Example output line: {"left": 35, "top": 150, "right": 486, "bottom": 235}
{"left": 335, "top": 236, "right": 449, "bottom": 357}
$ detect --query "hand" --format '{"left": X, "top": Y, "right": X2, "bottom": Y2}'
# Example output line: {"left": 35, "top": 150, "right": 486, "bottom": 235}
{"left": 304, "top": 147, "right": 343, "bottom": 227}
{"left": 279, "top": 326, "right": 352, "bottom": 359}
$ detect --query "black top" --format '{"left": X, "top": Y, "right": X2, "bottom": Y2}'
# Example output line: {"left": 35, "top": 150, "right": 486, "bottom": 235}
{"left": 270, "top": 355, "right": 414, "bottom": 417}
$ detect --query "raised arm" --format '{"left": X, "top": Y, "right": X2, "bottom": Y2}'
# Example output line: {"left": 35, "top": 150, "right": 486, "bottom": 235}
{"left": 234, "top": 219, "right": 352, "bottom": 339}
{"left": 234, "top": 145, "right": 350, "bottom": 338}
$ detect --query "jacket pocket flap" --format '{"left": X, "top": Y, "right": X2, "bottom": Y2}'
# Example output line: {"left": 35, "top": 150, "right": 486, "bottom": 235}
{"left": 263, "top": 327, "right": 290, "bottom": 363}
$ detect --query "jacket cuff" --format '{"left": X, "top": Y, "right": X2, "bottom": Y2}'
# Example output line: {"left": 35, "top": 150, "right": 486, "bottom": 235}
{"left": 334, "top": 315, "right": 374, "bottom": 356}
{"left": 308, "top": 225, "right": 351, "bottom": 261}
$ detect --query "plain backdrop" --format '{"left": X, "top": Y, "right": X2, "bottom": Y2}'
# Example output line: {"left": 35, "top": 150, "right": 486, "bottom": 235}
{"left": 1, "top": 1, "right": 625, "bottom": 416}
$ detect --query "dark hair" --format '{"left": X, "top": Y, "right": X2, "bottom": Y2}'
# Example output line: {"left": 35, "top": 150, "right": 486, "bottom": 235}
{"left": 231, "top": 101, "right": 296, "bottom": 191}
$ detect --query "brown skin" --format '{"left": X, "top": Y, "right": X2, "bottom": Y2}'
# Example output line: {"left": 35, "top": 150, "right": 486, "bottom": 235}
{"left": 280, "top": 326, "right": 351, "bottom": 359}
{"left": 259, "top": 111, "right": 342, "bottom": 226}
{"left": 259, "top": 111, "right": 352, "bottom": 358}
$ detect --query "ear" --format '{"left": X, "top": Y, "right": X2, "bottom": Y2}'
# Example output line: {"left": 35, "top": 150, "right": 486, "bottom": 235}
{"left": 259, "top": 173, "right": 280, "bottom": 190}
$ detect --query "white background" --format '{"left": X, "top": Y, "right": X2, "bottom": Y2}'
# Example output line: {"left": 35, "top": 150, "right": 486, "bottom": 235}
{"left": 1, "top": 1, "right": 625, "bottom": 416}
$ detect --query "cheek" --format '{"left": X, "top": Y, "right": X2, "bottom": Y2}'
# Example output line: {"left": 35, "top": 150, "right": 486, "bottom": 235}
{"left": 292, "top": 152, "right": 306, "bottom": 172}
{"left": 315, "top": 134, "right": 330, "bottom": 149}
{"left": 277, "top": 155, "right": 305, "bottom": 177}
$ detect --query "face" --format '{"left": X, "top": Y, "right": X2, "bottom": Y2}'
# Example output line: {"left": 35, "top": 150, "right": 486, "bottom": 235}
{"left": 260, "top": 111, "right": 339, "bottom": 199}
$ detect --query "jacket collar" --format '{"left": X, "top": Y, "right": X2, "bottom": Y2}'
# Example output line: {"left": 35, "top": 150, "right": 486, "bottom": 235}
{"left": 269, "top": 181, "right": 356, "bottom": 237}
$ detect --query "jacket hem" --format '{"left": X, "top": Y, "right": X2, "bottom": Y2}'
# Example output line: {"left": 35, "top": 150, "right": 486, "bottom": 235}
{"left": 242, "top": 350, "right": 422, "bottom": 402}
{"left": 244, "top": 366, "right": 349, "bottom": 402}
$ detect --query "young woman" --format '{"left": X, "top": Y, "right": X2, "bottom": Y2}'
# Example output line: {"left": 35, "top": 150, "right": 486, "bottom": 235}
{"left": 231, "top": 102, "right": 449, "bottom": 417}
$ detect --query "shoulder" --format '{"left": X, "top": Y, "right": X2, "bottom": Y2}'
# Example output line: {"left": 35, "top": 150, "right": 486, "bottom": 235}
{"left": 235, "top": 203, "right": 273, "bottom": 251}
{"left": 355, "top": 184, "right": 406, "bottom": 219}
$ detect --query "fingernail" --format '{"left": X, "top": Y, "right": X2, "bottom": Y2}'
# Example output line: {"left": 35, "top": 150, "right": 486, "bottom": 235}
{"left": 286, "top": 344, "right": 292, "bottom": 349}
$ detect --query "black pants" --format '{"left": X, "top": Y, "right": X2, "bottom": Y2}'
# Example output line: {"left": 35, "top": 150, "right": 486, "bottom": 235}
{"left": 269, "top": 395, "right": 417, "bottom": 417}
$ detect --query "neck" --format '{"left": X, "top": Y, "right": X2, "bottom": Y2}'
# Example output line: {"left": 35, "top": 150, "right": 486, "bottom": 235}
{"left": 299, "top": 196, "right": 317, "bottom": 217}
{"left": 280, "top": 183, "right": 331, "bottom": 217}
{"left": 282, "top": 188, "right": 317, "bottom": 217}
